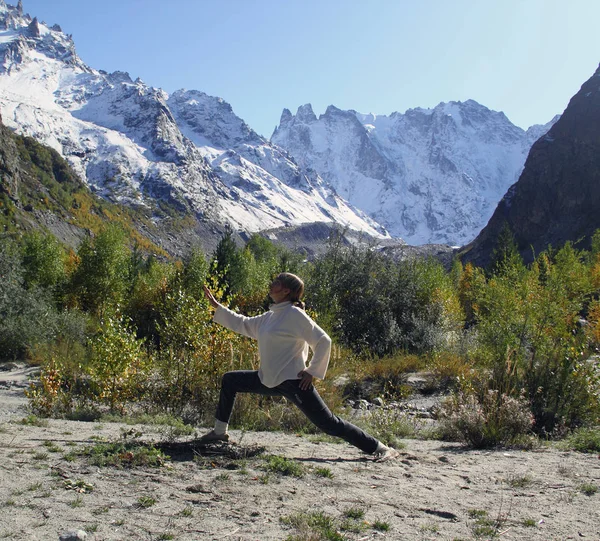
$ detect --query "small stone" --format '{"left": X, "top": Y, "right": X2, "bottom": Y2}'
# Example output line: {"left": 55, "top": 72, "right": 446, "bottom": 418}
{"left": 372, "top": 397, "right": 384, "bottom": 407}
{"left": 59, "top": 530, "right": 87, "bottom": 541}
{"left": 0, "top": 362, "right": 19, "bottom": 371}
{"left": 332, "top": 374, "right": 351, "bottom": 387}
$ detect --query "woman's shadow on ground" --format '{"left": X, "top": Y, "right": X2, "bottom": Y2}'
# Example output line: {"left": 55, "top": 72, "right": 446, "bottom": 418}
{"left": 156, "top": 440, "right": 369, "bottom": 464}
{"left": 156, "top": 439, "right": 266, "bottom": 462}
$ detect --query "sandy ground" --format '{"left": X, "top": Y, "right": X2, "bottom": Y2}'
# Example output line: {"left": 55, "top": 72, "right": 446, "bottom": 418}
{"left": 0, "top": 363, "right": 599, "bottom": 541}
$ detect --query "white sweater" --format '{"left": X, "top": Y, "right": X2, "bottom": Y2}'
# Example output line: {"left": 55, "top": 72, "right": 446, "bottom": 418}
{"left": 213, "top": 301, "right": 332, "bottom": 388}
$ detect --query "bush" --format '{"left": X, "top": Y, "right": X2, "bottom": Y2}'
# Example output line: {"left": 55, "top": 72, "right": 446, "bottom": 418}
{"left": 564, "top": 427, "right": 600, "bottom": 453}
{"left": 88, "top": 312, "right": 148, "bottom": 412}
{"left": 70, "top": 225, "right": 130, "bottom": 314}
{"left": 26, "top": 360, "right": 74, "bottom": 417}
{"left": 438, "top": 390, "right": 534, "bottom": 448}
{"left": 147, "top": 287, "right": 257, "bottom": 420}
{"left": 357, "top": 407, "right": 417, "bottom": 447}
{"left": 429, "top": 352, "right": 474, "bottom": 391}
{"left": 21, "top": 232, "right": 67, "bottom": 292}
{"left": 470, "top": 242, "right": 599, "bottom": 434}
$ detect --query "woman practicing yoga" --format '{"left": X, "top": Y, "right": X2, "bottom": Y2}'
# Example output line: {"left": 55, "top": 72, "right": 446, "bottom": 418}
{"left": 200, "top": 272, "right": 398, "bottom": 461}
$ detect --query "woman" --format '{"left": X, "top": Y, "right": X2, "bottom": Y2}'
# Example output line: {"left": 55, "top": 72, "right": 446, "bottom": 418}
{"left": 200, "top": 272, "right": 399, "bottom": 461}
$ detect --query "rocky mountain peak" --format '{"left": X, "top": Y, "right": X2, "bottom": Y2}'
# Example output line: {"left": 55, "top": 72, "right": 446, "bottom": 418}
{"left": 0, "top": 4, "right": 85, "bottom": 71}
{"left": 296, "top": 103, "right": 316, "bottom": 123}
{"left": 279, "top": 108, "right": 292, "bottom": 126}
{"left": 168, "top": 89, "right": 264, "bottom": 149}
{"left": 106, "top": 70, "right": 133, "bottom": 84}
{"left": 324, "top": 104, "right": 342, "bottom": 116}
{"left": 26, "top": 15, "right": 38, "bottom": 37}
{"left": 272, "top": 98, "right": 559, "bottom": 245}
{"left": 0, "top": 2, "right": 386, "bottom": 241}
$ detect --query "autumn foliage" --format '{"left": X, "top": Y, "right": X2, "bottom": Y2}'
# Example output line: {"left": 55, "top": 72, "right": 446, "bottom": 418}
{"left": 0, "top": 224, "right": 598, "bottom": 443}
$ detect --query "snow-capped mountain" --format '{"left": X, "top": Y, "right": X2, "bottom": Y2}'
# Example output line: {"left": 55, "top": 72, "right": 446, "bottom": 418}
{"left": 272, "top": 102, "right": 559, "bottom": 246}
{"left": 0, "top": 1, "right": 387, "bottom": 240}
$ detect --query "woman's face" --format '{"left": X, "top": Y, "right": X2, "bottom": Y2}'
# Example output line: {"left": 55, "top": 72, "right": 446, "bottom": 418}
{"left": 269, "top": 279, "right": 291, "bottom": 303}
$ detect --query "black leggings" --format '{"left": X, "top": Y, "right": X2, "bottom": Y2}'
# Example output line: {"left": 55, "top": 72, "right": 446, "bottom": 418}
{"left": 215, "top": 370, "right": 379, "bottom": 454}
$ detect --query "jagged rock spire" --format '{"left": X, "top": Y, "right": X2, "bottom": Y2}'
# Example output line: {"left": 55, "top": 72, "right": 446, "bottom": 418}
{"left": 16, "top": 0, "right": 23, "bottom": 15}
{"left": 279, "top": 108, "right": 292, "bottom": 126}
{"left": 296, "top": 104, "right": 316, "bottom": 123}
{"left": 27, "top": 16, "right": 39, "bottom": 37}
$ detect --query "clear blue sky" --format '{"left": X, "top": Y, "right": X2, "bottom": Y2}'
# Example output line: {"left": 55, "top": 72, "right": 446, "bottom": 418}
{"left": 21, "top": 0, "right": 600, "bottom": 138}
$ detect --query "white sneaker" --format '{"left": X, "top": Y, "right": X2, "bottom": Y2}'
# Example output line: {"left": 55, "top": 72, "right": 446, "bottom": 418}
{"left": 197, "top": 430, "right": 229, "bottom": 444}
{"left": 373, "top": 445, "right": 399, "bottom": 462}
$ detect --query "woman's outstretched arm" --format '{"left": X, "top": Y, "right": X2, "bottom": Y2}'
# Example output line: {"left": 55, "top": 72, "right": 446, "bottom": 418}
{"left": 204, "top": 284, "right": 265, "bottom": 339}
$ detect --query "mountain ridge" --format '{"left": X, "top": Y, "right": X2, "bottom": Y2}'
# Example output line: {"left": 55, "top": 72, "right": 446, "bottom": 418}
{"left": 0, "top": 1, "right": 386, "bottom": 245}
{"left": 272, "top": 99, "right": 558, "bottom": 246}
{"left": 0, "top": 1, "right": 568, "bottom": 254}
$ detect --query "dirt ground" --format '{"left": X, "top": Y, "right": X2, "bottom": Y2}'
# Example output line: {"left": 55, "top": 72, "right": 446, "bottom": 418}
{"left": 0, "top": 363, "right": 599, "bottom": 541}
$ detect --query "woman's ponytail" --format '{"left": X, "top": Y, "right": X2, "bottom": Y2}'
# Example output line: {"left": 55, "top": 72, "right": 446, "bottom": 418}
{"left": 275, "top": 272, "right": 305, "bottom": 310}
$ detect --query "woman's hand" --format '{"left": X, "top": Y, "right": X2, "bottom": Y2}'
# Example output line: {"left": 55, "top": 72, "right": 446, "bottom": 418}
{"left": 203, "top": 285, "right": 220, "bottom": 309}
{"left": 297, "top": 369, "right": 314, "bottom": 391}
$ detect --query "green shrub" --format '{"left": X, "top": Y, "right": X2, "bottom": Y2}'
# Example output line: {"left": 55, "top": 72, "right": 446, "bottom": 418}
{"left": 148, "top": 287, "right": 255, "bottom": 419}
{"left": 470, "top": 242, "right": 599, "bottom": 434}
{"left": 564, "top": 427, "right": 600, "bottom": 453}
{"left": 88, "top": 312, "right": 148, "bottom": 412}
{"left": 70, "top": 225, "right": 130, "bottom": 314}
{"left": 0, "top": 238, "right": 64, "bottom": 361}
{"left": 21, "top": 232, "right": 67, "bottom": 292}
{"left": 438, "top": 390, "right": 534, "bottom": 448}
{"left": 80, "top": 440, "right": 168, "bottom": 468}
{"left": 357, "top": 407, "right": 414, "bottom": 447}
{"left": 262, "top": 455, "right": 305, "bottom": 477}
{"left": 281, "top": 510, "right": 344, "bottom": 541}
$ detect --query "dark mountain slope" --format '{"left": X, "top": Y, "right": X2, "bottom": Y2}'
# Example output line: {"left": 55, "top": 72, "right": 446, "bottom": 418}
{"left": 461, "top": 64, "right": 600, "bottom": 266}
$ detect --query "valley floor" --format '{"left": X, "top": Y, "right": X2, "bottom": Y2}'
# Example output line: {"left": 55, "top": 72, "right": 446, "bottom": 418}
{"left": 0, "top": 364, "right": 598, "bottom": 541}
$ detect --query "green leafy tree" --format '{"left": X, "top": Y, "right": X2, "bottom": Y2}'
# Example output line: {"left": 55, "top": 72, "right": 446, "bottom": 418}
{"left": 473, "top": 242, "right": 597, "bottom": 433}
{"left": 0, "top": 238, "right": 58, "bottom": 360}
{"left": 70, "top": 225, "right": 130, "bottom": 314}
{"left": 211, "top": 227, "right": 245, "bottom": 299}
{"left": 488, "top": 222, "right": 524, "bottom": 277}
{"left": 152, "top": 285, "right": 256, "bottom": 418}
{"left": 126, "top": 255, "right": 173, "bottom": 343}
{"left": 181, "top": 248, "right": 210, "bottom": 300}
{"left": 88, "top": 311, "right": 147, "bottom": 412}
{"left": 245, "top": 234, "right": 280, "bottom": 263}
{"left": 390, "top": 257, "right": 464, "bottom": 353}
{"left": 21, "top": 231, "right": 66, "bottom": 292}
